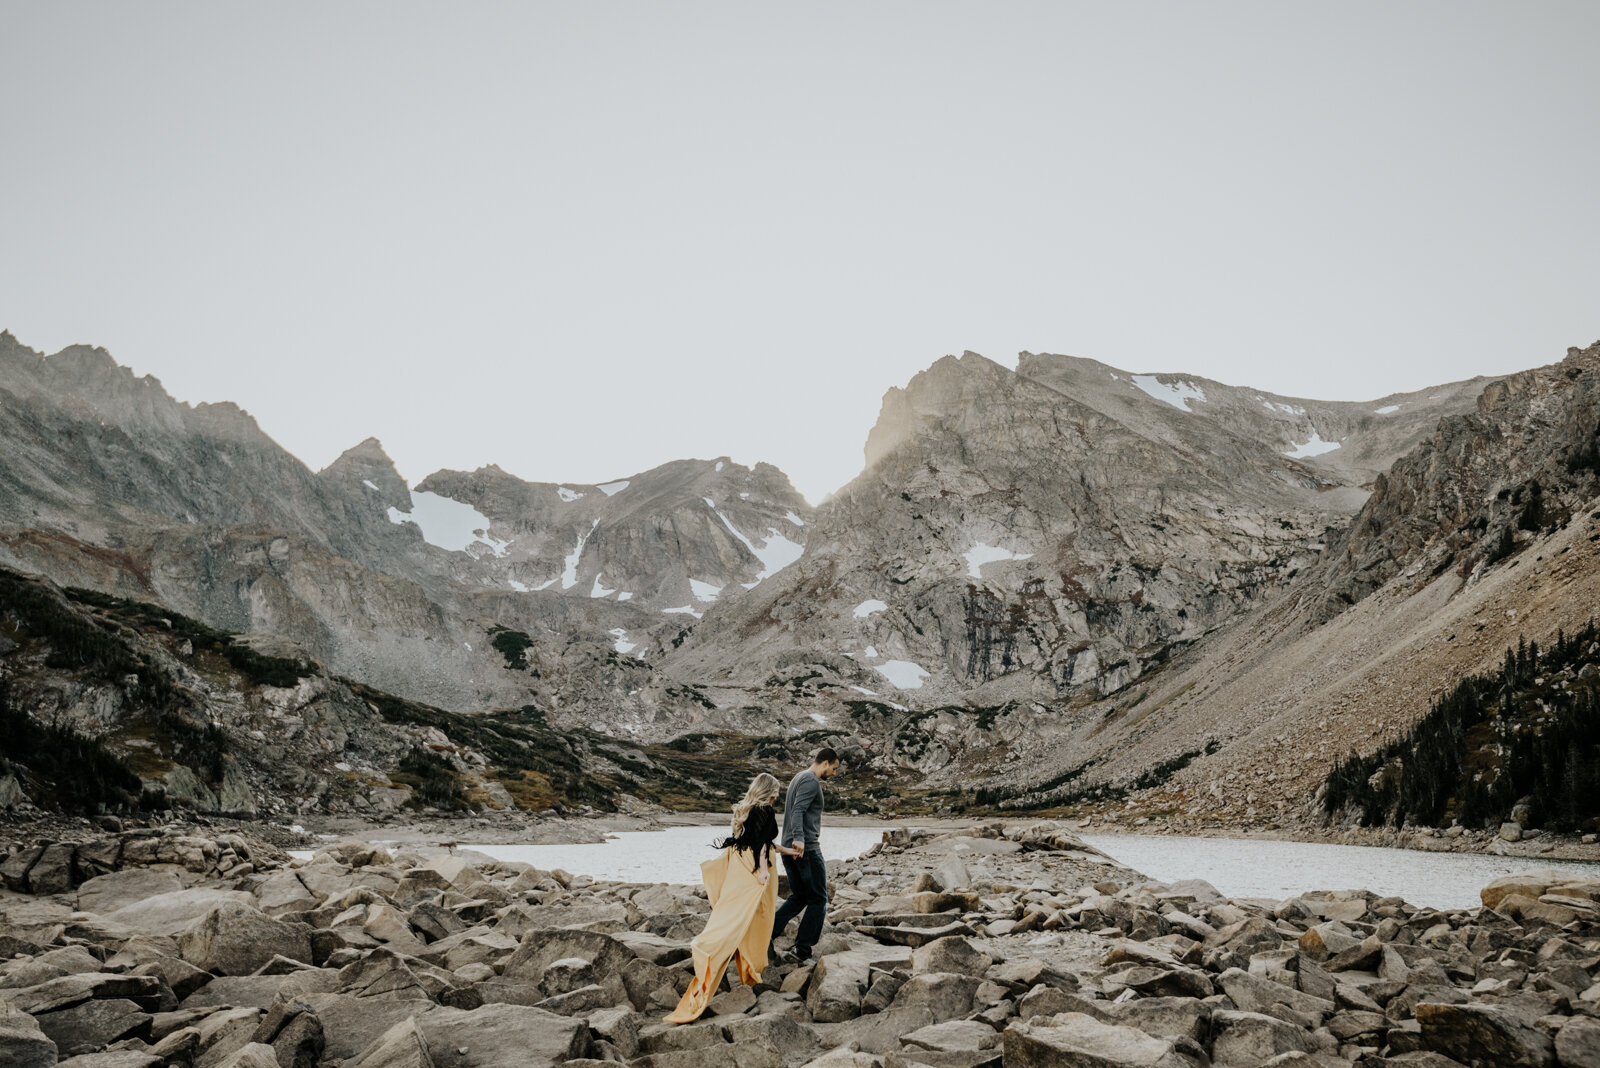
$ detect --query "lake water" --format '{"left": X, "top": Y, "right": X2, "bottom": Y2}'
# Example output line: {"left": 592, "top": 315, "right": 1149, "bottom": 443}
{"left": 297, "top": 826, "right": 1600, "bottom": 910}
{"left": 1081, "top": 833, "right": 1600, "bottom": 910}
{"left": 331, "top": 826, "right": 892, "bottom": 886}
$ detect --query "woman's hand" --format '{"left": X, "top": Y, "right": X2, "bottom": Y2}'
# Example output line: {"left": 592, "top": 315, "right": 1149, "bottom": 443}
{"left": 756, "top": 868, "right": 770, "bottom": 886}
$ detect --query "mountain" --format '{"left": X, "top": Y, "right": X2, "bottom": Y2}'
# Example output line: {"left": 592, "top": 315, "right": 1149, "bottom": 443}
{"left": 0, "top": 330, "right": 811, "bottom": 723}
{"left": 964, "top": 341, "right": 1600, "bottom": 824}
{"left": 0, "top": 566, "right": 885, "bottom": 820}
{"left": 12, "top": 326, "right": 1599, "bottom": 831}
{"left": 652, "top": 351, "right": 1485, "bottom": 726}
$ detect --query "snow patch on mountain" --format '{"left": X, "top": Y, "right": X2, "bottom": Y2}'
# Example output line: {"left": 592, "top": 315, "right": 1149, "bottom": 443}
{"left": 711, "top": 507, "right": 804, "bottom": 580}
{"left": 876, "top": 660, "right": 931, "bottom": 689}
{"left": 1132, "top": 375, "right": 1207, "bottom": 412}
{"left": 387, "top": 491, "right": 508, "bottom": 557}
{"left": 690, "top": 579, "right": 722, "bottom": 602}
{"left": 597, "top": 480, "right": 630, "bottom": 496}
{"left": 853, "top": 599, "right": 888, "bottom": 618}
{"left": 562, "top": 520, "right": 599, "bottom": 589}
{"left": 1284, "top": 432, "right": 1342, "bottom": 458}
{"left": 557, "top": 487, "right": 583, "bottom": 502}
{"left": 963, "top": 543, "right": 1032, "bottom": 579}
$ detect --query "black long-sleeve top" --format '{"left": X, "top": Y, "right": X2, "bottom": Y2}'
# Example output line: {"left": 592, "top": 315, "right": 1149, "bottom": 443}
{"left": 717, "top": 804, "right": 777, "bottom": 868}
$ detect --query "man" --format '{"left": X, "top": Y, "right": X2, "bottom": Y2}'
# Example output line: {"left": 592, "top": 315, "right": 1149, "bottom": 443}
{"left": 771, "top": 747, "right": 842, "bottom": 962}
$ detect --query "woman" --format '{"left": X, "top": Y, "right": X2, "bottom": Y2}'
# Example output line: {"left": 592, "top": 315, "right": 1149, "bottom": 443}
{"left": 665, "top": 772, "right": 801, "bottom": 1023}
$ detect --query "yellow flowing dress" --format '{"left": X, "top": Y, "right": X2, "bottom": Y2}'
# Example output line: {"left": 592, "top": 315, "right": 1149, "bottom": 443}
{"left": 664, "top": 842, "right": 778, "bottom": 1023}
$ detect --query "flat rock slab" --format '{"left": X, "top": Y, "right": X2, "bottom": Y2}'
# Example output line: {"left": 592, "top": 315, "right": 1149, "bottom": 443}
{"left": 902, "top": 1018, "right": 1001, "bottom": 1052}
{"left": 1002, "top": 1013, "right": 1193, "bottom": 1067}
{"left": 55, "top": 1052, "right": 164, "bottom": 1068}
{"left": 34, "top": 997, "right": 152, "bottom": 1058}
{"left": 75, "top": 870, "right": 186, "bottom": 916}
{"left": 180, "top": 970, "right": 341, "bottom": 1009}
{"left": 105, "top": 889, "right": 256, "bottom": 937}
{"left": 911, "top": 837, "right": 1024, "bottom": 857}
{"left": 858, "top": 922, "right": 976, "bottom": 949}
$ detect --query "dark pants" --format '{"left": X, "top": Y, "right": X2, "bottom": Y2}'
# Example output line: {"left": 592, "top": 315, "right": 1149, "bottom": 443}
{"left": 773, "top": 849, "right": 827, "bottom": 957}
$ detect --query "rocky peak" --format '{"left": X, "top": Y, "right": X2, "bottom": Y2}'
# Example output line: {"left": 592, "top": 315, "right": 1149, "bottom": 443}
{"left": 662, "top": 349, "right": 1489, "bottom": 712}
{"left": 320, "top": 437, "right": 410, "bottom": 504}
{"left": 412, "top": 455, "right": 811, "bottom": 612}
{"left": 864, "top": 351, "right": 1013, "bottom": 470}
{"left": 1310, "top": 340, "right": 1600, "bottom": 618}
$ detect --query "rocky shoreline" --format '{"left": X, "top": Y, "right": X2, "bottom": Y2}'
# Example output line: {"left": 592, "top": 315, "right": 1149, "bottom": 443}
{"left": 1071, "top": 813, "right": 1600, "bottom": 864}
{"left": 1, "top": 818, "right": 1598, "bottom": 1067}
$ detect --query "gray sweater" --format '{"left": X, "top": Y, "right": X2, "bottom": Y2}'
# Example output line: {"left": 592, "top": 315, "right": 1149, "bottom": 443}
{"left": 780, "top": 769, "right": 824, "bottom": 852}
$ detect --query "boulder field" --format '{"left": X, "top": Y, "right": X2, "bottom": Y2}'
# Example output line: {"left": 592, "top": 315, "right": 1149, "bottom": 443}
{"left": 1, "top": 822, "right": 1597, "bottom": 1067}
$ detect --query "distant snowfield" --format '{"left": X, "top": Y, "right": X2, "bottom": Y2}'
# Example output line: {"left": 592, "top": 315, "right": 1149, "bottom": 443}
{"left": 963, "top": 542, "right": 1032, "bottom": 579}
{"left": 1263, "top": 400, "right": 1306, "bottom": 416}
{"left": 663, "top": 605, "right": 703, "bottom": 618}
{"left": 875, "top": 660, "right": 931, "bottom": 690}
{"left": 557, "top": 487, "right": 584, "bottom": 502}
{"left": 1284, "top": 432, "right": 1342, "bottom": 458}
{"left": 1132, "top": 375, "right": 1207, "bottom": 412}
{"left": 562, "top": 520, "right": 599, "bottom": 589}
{"left": 362, "top": 479, "right": 380, "bottom": 491}
{"left": 597, "top": 480, "right": 630, "bottom": 496}
{"left": 590, "top": 573, "right": 617, "bottom": 599}
{"left": 785, "top": 511, "right": 805, "bottom": 526}
{"left": 853, "top": 599, "right": 888, "bottom": 618}
{"left": 689, "top": 579, "right": 722, "bottom": 602}
{"left": 609, "top": 628, "right": 637, "bottom": 655}
{"left": 387, "top": 492, "right": 508, "bottom": 557}
{"left": 709, "top": 503, "right": 804, "bottom": 580}
{"left": 1374, "top": 405, "right": 1401, "bottom": 415}
{"left": 508, "top": 579, "right": 530, "bottom": 593}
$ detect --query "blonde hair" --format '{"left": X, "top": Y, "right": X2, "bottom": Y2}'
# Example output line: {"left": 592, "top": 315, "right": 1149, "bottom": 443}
{"left": 730, "top": 773, "right": 780, "bottom": 839}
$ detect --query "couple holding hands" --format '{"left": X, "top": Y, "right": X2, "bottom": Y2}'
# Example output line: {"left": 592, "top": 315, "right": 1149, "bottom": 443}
{"left": 665, "top": 747, "right": 843, "bottom": 1024}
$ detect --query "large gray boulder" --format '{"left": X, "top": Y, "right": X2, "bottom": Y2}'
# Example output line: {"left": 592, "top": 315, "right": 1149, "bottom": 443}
{"left": 1416, "top": 1002, "right": 1554, "bottom": 1068}
{"left": 33, "top": 997, "right": 152, "bottom": 1058}
{"left": 349, "top": 1017, "right": 435, "bottom": 1068}
{"left": 1217, "top": 967, "right": 1333, "bottom": 1019}
{"left": 1209, "top": 1009, "right": 1317, "bottom": 1064}
{"left": 0, "top": 1003, "right": 57, "bottom": 1068}
{"left": 1001, "top": 1013, "right": 1196, "bottom": 1067}
{"left": 254, "top": 871, "right": 319, "bottom": 916}
{"left": 1556, "top": 1017, "right": 1600, "bottom": 1068}
{"left": 805, "top": 953, "right": 872, "bottom": 1023}
{"left": 911, "top": 936, "right": 991, "bottom": 978}
{"left": 178, "top": 902, "right": 313, "bottom": 976}
{"left": 501, "top": 929, "right": 632, "bottom": 986}
{"left": 25, "top": 843, "right": 79, "bottom": 895}
{"left": 419, "top": 1004, "right": 590, "bottom": 1066}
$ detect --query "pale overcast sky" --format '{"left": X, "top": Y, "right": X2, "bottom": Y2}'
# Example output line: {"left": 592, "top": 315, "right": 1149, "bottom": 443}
{"left": 3, "top": 3, "right": 1596, "bottom": 503}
